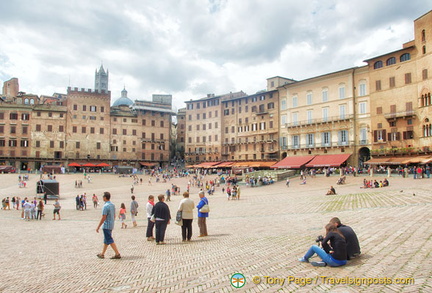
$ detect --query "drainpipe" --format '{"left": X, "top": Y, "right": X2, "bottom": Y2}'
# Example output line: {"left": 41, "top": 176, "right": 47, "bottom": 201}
{"left": 352, "top": 67, "right": 358, "bottom": 167}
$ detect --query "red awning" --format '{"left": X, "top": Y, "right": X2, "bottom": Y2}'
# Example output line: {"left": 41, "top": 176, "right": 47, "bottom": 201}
{"left": 139, "top": 162, "right": 157, "bottom": 167}
{"left": 68, "top": 162, "right": 81, "bottom": 167}
{"left": 305, "top": 154, "right": 351, "bottom": 168}
{"left": 249, "top": 161, "right": 277, "bottom": 168}
{"left": 195, "top": 162, "right": 220, "bottom": 168}
{"left": 366, "top": 156, "right": 432, "bottom": 165}
{"left": 216, "top": 162, "right": 234, "bottom": 167}
{"left": 232, "top": 161, "right": 253, "bottom": 167}
{"left": 96, "top": 163, "right": 111, "bottom": 167}
{"left": 271, "top": 155, "right": 316, "bottom": 169}
{"left": 82, "top": 163, "right": 96, "bottom": 167}
{"left": 365, "top": 157, "right": 392, "bottom": 165}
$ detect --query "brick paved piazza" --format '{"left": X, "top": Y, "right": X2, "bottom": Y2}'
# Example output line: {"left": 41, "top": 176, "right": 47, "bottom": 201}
{"left": 1, "top": 172, "right": 431, "bottom": 293}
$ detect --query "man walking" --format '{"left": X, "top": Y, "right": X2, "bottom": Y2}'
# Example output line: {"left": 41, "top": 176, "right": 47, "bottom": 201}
{"left": 130, "top": 195, "right": 139, "bottom": 227}
{"left": 96, "top": 192, "right": 121, "bottom": 259}
{"left": 197, "top": 191, "right": 209, "bottom": 237}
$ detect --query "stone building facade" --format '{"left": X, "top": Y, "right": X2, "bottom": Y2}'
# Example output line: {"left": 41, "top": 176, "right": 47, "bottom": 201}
{"left": 0, "top": 77, "right": 174, "bottom": 171}
{"left": 278, "top": 66, "right": 370, "bottom": 167}
{"left": 221, "top": 90, "right": 280, "bottom": 162}
{"left": 184, "top": 92, "right": 247, "bottom": 163}
{"left": 65, "top": 87, "right": 111, "bottom": 161}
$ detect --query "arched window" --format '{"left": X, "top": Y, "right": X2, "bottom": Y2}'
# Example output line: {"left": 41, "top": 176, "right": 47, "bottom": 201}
{"left": 373, "top": 61, "right": 383, "bottom": 69}
{"left": 29, "top": 99, "right": 34, "bottom": 105}
{"left": 400, "top": 53, "right": 411, "bottom": 62}
{"left": 421, "top": 93, "right": 432, "bottom": 107}
{"left": 423, "top": 45, "right": 426, "bottom": 54}
{"left": 24, "top": 98, "right": 29, "bottom": 104}
{"left": 422, "top": 29, "right": 426, "bottom": 42}
{"left": 423, "top": 118, "right": 432, "bottom": 137}
{"left": 386, "top": 57, "right": 396, "bottom": 66}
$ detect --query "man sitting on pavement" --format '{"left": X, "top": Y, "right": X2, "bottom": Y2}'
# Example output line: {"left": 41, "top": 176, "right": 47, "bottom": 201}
{"left": 329, "top": 217, "right": 361, "bottom": 260}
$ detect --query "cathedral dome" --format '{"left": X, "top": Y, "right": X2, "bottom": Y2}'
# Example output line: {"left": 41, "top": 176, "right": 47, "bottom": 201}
{"left": 112, "top": 87, "right": 133, "bottom": 106}
{"left": 113, "top": 97, "right": 133, "bottom": 106}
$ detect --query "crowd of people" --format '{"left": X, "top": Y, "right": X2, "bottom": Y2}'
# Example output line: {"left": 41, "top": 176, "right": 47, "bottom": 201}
{"left": 1, "top": 162, "right": 416, "bottom": 268}
{"left": 2, "top": 195, "right": 62, "bottom": 221}
{"left": 95, "top": 189, "right": 210, "bottom": 259}
{"left": 244, "top": 175, "right": 275, "bottom": 186}
{"left": 361, "top": 178, "right": 389, "bottom": 188}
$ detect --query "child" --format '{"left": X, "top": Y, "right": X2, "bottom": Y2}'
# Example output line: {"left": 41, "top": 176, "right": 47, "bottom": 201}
{"left": 119, "top": 203, "right": 127, "bottom": 229}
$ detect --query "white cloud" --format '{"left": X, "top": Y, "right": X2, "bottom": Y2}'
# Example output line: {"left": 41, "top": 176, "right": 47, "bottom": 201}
{"left": 0, "top": 0, "right": 429, "bottom": 110}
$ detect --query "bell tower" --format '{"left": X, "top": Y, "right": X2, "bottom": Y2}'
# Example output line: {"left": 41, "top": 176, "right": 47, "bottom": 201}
{"left": 94, "top": 65, "right": 109, "bottom": 92}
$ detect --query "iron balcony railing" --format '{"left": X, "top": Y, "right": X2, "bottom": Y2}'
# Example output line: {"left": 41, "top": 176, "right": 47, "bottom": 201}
{"left": 285, "top": 114, "right": 354, "bottom": 128}
{"left": 383, "top": 110, "right": 415, "bottom": 119}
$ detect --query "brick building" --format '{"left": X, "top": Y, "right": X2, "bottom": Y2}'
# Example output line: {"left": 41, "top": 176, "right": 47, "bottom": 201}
{"left": 363, "top": 10, "right": 432, "bottom": 164}
{"left": 0, "top": 68, "right": 175, "bottom": 171}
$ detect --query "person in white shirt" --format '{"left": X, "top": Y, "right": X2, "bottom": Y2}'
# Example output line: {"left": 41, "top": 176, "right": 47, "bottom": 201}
{"left": 23, "top": 200, "right": 32, "bottom": 221}
{"left": 146, "top": 195, "right": 155, "bottom": 241}
{"left": 178, "top": 192, "right": 195, "bottom": 241}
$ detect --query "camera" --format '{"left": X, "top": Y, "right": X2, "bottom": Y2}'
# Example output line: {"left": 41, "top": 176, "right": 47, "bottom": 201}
{"left": 315, "top": 235, "right": 324, "bottom": 243}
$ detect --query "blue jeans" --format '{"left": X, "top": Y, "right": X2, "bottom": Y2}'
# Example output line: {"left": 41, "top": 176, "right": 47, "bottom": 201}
{"left": 155, "top": 220, "right": 168, "bottom": 243}
{"left": 303, "top": 245, "right": 346, "bottom": 267}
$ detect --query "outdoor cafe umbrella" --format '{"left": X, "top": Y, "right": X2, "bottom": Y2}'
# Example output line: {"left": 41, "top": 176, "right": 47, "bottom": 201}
{"left": 96, "top": 163, "right": 111, "bottom": 167}
{"left": 68, "top": 162, "right": 81, "bottom": 167}
{"left": 82, "top": 163, "right": 96, "bottom": 167}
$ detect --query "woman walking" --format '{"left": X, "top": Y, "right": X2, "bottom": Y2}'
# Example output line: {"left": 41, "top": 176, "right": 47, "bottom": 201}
{"left": 178, "top": 192, "right": 194, "bottom": 242}
{"left": 151, "top": 195, "right": 171, "bottom": 245}
{"left": 37, "top": 200, "right": 44, "bottom": 220}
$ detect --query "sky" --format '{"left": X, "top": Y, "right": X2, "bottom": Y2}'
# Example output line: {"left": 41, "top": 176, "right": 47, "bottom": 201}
{"left": 0, "top": 1, "right": 430, "bottom": 111}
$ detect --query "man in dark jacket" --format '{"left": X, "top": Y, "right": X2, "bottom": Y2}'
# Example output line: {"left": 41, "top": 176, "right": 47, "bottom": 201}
{"left": 330, "top": 217, "right": 361, "bottom": 259}
{"left": 151, "top": 194, "right": 171, "bottom": 245}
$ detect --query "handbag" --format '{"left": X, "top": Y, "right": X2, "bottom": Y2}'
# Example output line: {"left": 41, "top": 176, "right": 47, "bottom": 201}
{"left": 199, "top": 204, "right": 210, "bottom": 213}
{"left": 176, "top": 211, "right": 182, "bottom": 222}
{"left": 150, "top": 214, "right": 155, "bottom": 222}
{"left": 175, "top": 219, "right": 183, "bottom": 226}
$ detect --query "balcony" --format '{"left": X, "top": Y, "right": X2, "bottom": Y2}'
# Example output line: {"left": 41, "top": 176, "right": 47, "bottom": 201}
{"left": 384, "top": 110, "right": 415, "bottom": 120}
{"left": 286, "top": 141, "right": 353, "bottom": 150}
{"left": 285, "top": 114, "right": 354, "bottom": 128}
{"left": 141, "top": 138, "right": 167, "bottom": 143}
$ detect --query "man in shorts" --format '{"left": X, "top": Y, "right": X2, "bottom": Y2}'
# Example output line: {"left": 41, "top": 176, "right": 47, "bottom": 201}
{"left": 96, "top": 192, "right": 121, "bottom": 259}
{"left": 53, "top": 199, "right": 61, "bottom": 220}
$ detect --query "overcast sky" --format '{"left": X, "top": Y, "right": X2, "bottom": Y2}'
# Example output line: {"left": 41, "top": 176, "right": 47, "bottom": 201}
{"left": 0, "top": 1, "right": 430, "bottom": 110}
